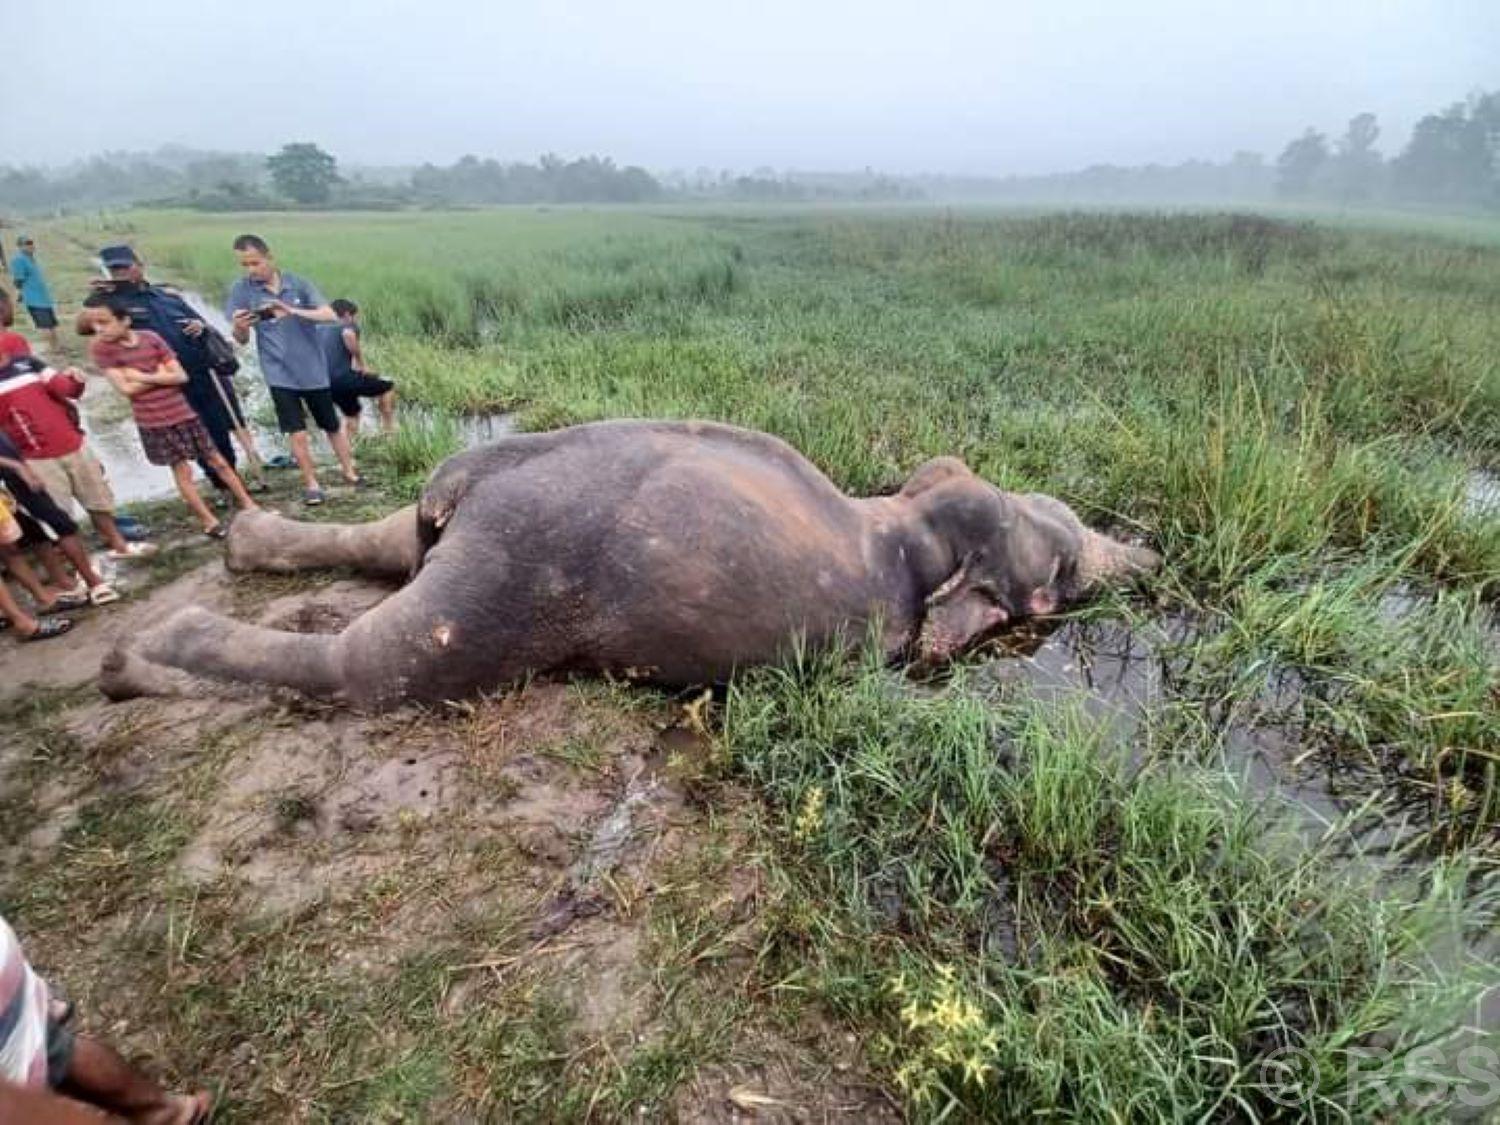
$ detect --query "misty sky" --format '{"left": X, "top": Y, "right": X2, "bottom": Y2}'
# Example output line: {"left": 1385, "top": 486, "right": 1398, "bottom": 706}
{"left": 8, "top": 0, "right": 1497, "bottom": 176}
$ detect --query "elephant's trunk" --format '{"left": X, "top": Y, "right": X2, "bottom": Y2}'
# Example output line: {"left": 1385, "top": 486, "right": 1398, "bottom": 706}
{"left": 1076, "top": 529, "right": 1162, "bottom": 589}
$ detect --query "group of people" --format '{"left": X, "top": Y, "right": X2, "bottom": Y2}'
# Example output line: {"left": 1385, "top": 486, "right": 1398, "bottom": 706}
{"left": 0, "top": 233, "right": 400, "bottom": 644}
{"left": 0, "top": 231, "right": 415, "bottom": 1119}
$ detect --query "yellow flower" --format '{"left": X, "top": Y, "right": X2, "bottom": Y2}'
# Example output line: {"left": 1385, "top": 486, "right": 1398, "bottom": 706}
{"left": 793, "top": 785, "right": 826, "bottom": 841}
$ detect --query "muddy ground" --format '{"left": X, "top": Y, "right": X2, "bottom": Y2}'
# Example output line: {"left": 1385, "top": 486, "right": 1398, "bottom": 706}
{"left": 0, "top": 542, "right": 898, "bottom": 1122}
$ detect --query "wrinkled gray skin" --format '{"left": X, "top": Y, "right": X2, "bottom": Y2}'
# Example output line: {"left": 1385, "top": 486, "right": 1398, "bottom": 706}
{"left": 100, "top": 420, "right": 1160, "bottom": 710}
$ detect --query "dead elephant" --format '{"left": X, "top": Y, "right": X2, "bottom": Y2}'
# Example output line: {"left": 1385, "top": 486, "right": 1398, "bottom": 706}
{"left": 100, "top": 419, "right": 1160, "bottom": 709}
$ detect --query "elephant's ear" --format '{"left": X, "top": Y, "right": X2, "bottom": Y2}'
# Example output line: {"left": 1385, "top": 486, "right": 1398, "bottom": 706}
{"left": 917, "top": 553, "right": 1009, "bottom": 664}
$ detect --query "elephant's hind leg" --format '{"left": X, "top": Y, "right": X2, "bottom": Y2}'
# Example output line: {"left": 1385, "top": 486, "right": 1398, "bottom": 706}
{"left": 100, "top": 604, "right": 346, "bottom": 703}
{"left": 100, "top": 562, "right": 538, "bottom": 710}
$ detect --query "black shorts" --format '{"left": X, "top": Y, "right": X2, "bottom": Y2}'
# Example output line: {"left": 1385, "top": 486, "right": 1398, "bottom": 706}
{"left": 270, "top": 386, "right": 341, "bottom": 435}
{"left": 1, "top": 473, "right": 79, "bottom": 541}
{"left": 331, "top": 373, "right": 395, "bottom": 417}
{"left": 27, "top": 305, "right": 58, "bottom": 330}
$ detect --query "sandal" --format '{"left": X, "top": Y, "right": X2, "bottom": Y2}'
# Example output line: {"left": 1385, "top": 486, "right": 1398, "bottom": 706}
{"left": 303, "top": 488, "right": 325, "bottom": 507}
{"left": 89, "top": 583, "right": 121, "bottom": 606}
{"left": 39, "top": 589, "right": 90, "bottom": 614}
{"left": 204, "top": 523, "right": 228, "bottom": 540}
{"left": 19, "top": 617, "right": 72, "bottom": 642}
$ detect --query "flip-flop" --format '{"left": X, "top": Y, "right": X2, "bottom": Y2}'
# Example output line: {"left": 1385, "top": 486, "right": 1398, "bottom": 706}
{"left": 89, "top": 583, "right": 121, "bottom": 606}
{"left": 19, "top": 617, "right": 72, "bottom": 642}
{"left": 204, "top": 524, "right": 228, "bottom": 540}
{"left": 303, "top": 488, "right": 325, "bottom": 507}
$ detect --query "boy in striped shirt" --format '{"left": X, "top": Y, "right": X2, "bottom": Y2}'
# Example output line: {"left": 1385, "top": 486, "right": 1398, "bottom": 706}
{"left": 86, "top": 295, "right": 258, "bottom": 538}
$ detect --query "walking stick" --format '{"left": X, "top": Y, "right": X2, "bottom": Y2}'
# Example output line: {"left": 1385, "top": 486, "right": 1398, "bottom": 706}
{"left": 205, "top": 362, "right": 267, "bottom": 486}
{"left": 177, "top": 290, "right": 267, "bottom": 487}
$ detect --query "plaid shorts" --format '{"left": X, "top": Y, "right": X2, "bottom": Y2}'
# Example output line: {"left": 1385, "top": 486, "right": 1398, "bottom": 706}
{"left": 138, "top": 417, "right": 219, "bottom": 467}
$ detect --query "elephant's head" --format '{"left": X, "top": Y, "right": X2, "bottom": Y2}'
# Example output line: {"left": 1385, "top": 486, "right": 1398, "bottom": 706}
{"left": 900, "top": 457, "right": 1161, "bottom": 662}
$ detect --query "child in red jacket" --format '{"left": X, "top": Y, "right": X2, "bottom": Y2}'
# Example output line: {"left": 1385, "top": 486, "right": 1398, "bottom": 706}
{"left": 0, "top": 347, "right": 153, "bottom": 560}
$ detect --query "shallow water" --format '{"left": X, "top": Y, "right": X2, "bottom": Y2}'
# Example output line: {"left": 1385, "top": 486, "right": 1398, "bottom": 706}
{"left": 975, "top": 613, "right": 1425, "bottom": 851}
{"left": 1469, "top": 470, "right": 1500, "bottom": 518}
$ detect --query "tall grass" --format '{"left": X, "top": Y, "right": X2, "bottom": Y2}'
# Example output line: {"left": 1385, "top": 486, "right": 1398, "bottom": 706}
{"left": 47, "top": 205, "right": 1500, "bottom": 1114}
{"left": 726, "top": 644, "right": 1497, "bottom": 1121}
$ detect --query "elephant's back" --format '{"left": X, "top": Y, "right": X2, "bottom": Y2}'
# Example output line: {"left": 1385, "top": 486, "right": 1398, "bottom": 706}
{"left": 427, "top": 419, "right": 898, "bottom": 681}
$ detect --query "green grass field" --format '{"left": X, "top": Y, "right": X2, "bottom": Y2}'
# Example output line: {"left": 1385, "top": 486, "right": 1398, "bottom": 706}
{"left": 11, "top": 204, "right": 1500, "bottom": 1120}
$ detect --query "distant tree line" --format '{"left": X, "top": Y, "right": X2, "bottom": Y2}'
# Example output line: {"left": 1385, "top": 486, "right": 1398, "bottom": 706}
{"left": 409, "top": 153, "right": 661, "bottom": 204}
{"left": 917, "top": 153, "right": 1273, "bottom": 206}
{"left": 5, "top": 88, "right": 1498, "bottom": 215}
{"left": 1274, "top": 92, "right": 1500, "bottom": 208}
{"left": 0, "top": 144, "right": 919, "bottom": 214}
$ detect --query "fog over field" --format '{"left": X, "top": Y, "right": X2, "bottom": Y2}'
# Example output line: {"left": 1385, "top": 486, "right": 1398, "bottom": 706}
{"left": 9, "top": 0, "right": 1498, "bottom": 174}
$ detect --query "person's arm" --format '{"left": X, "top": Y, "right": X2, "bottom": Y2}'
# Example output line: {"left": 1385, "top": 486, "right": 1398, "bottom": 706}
{"left": 272, "top": 300, "right": 336, "bottom": 324}
{"left": 273, "top": 277, "right": 336, "bottom": 324}
{"left": 343, "top": 327, "right": 367, "bottom": 373}
{"left": 43, "top": 368, "right": 87, "bottom": 401}
{"left": 226, "top": 286, "right": 254, "bottom": 344}
{"left": 100, "top": 366, "right": 152, "bottom": 398}
{"left": 159, "top": 291, "right": 206, "bottom": 338}
{"left": 125, "top": 358, "right": 189, "bottom": 387}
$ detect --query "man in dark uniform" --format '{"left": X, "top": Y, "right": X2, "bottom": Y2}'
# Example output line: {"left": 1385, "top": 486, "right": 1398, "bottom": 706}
{"left": 75, "top": 244, "right": 259, "bottom": 494}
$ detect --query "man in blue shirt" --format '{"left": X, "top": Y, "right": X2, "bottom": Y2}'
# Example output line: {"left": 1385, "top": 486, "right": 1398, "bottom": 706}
{"left": 9, "top": 235, "right": 60, "bottom": 356}
{"left": 226, "top": 234, "right": 359, "bottom": 506}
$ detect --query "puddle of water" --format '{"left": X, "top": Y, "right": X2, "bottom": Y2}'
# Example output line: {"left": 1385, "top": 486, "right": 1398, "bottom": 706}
{"left": 454, "top": 411, "right": 518, "bottom": 446}
{"left": 972, "top": 614, "right": 1413, "bottom": 847}
{"left": 1467, "top": 470, "right": 1500, "bottom": 518}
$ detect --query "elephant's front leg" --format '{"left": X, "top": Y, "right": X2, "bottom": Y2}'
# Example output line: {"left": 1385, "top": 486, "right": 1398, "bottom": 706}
{"left": 225, "top": 506, "right": 420, "bottom": 580}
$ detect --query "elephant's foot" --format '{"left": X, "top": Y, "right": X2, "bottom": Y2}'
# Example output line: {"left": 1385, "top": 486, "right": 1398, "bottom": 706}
{"left": 99, "top": 645, "right": 206, "bottom": 700}
{"left": 224, "top": 508, "right": 295, "bottom": 574}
